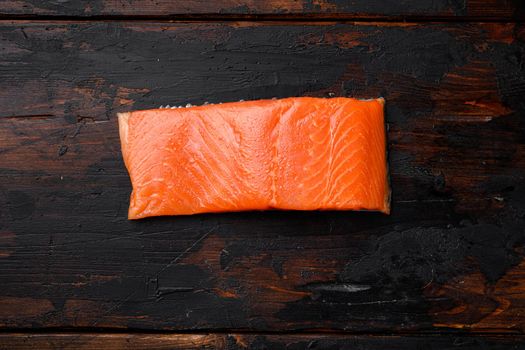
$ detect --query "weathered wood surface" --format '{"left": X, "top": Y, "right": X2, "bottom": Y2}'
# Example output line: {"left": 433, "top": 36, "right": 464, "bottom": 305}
{"left": 1, "top": 333, "right": 525, "bottom": 350}
{"left": 0, "top": 0, "right": 523, "bottom": 19}
{"left": 0, "top": 21, "right": 524, "bottom": 334}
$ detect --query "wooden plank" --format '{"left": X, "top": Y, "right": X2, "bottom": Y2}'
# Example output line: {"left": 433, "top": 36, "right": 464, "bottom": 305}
{"left": 0, "top": 22, "right": 524, "bottom": 333}
{"left": 0, "top": 0, "right": 523, "bottom": 19}
{"left": 0, "top": 333, "right": 524, "bottom": 350}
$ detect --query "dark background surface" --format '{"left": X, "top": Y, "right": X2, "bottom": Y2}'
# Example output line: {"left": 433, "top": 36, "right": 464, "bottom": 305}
{"left": 0, "top": 1, "right": 524, "bottom": 349}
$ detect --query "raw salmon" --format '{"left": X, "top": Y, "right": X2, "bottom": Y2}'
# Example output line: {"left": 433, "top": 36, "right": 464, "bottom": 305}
{"left": 118, "top": 97, "right": 389, "bottom": 219}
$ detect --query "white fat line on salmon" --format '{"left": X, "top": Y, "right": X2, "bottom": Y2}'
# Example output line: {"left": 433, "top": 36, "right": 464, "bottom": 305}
{"left": 158, "top": 97, "right": 382, "bottom": 109}
{"left": 158, "top": 98, "right": 278, "bottom": 109}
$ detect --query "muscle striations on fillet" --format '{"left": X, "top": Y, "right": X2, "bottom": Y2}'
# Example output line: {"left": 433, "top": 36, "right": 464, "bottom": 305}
{"left": 118, "top": 97, "right": 390, "bottom": 219}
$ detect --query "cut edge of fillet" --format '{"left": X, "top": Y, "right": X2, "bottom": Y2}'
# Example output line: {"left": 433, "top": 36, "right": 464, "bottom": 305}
{"left": 117, "top": 112, "right": 131, "bottom": 165}
{"left": 378, "top": 97, "right": 391, "bottom": 215}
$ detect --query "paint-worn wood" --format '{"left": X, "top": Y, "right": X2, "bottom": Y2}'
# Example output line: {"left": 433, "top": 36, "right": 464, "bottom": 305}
{"left": 0, "top": 0, "right": 523, "bottom": 19}
{"left": 1, "top": 333, "right": 525, "bottom": 350}
{"left": 0, "top": 22, "right": 524, "bottom": 333}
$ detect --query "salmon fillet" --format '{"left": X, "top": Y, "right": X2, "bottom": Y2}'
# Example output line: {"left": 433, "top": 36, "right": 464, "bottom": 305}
{"left": 118, "top": 97, "right": 390, "bottom": 219}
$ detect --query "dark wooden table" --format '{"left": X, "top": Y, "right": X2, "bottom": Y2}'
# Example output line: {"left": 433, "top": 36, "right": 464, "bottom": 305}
{"left": 1, "top": 1, "right": 524, "bottom": 348}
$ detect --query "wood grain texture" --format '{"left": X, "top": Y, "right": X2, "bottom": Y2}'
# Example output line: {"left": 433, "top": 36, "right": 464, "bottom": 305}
{"left": 0, "top": 0, "right": 523, "bottom": 19}
{"left": 1, "top": 333, "right": 525, "bottom": 350}
{"left": 0, "top": 21, "right": 524, "bottom": 333}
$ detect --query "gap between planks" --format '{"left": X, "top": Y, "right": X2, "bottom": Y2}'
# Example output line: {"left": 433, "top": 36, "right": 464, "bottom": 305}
{"left": 0, "top": 14, "right": 523, "bottom": 23}
{"left": 0, "top": 328, "right": 524, "bottom": 337}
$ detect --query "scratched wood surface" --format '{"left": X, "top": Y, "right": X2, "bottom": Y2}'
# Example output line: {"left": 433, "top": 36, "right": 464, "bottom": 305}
{"left": 1, "top": 333, "right": 525, "bottom": 350}
{"left": 1, "top": 21, "right": 524, "bottom": 336}
{"left": 1, "top": 0, "right": 525, "bottom": 348}
{"left": 0, "top": 0, "right": 523, "bottom": 19}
